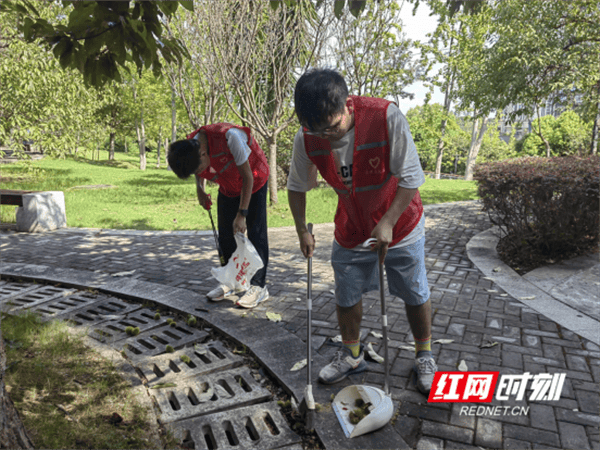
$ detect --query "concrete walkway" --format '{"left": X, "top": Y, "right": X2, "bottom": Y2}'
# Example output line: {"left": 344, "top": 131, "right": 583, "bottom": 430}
{"left": 1, "top": 201, "right": 599, "bottom": 450}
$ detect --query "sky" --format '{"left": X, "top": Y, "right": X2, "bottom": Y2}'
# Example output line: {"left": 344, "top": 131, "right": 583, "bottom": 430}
{"left": 396, "top": 1, "right": 445, "bottom": 112}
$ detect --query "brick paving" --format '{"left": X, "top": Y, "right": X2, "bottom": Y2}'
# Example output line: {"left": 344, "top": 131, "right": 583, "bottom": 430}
{"left": 1, "top": 200, "right": 598, "bottom": 449}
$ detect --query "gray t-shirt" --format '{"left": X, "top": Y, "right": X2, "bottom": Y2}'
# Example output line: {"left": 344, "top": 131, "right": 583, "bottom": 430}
{"left": 195, "top": 127, "right": 251, "bottom": 165}
{"left": 287, "top": 103, "right": 425, "bottom": 249}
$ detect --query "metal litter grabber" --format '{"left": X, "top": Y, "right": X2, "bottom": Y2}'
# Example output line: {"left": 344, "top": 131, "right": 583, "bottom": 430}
{"left": 299, "top": 223, "right": 316, "bottom": 430}
{"left": 332, "top": 240, "right": 394, "bottom": 438}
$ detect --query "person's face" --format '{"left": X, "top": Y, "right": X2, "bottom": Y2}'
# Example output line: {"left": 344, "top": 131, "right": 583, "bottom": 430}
{"left": 194, "top": 139, "right": 210, "bottom": 175}
{"left": 303, "top": 105, "right": 354, "bottom": 142}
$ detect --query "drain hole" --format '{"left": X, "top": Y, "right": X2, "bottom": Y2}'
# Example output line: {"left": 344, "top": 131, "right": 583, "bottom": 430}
{"left": 195, "top": 351, "right": 212, "bottom": 364}
{"left": 105, "top": 302, "right": 125, "bottom": 311}
{"left": 75, "top": 313, "right": 93, "bottom": 321}
{"left": 124, "top": 344, "right": 141, "bottom": 355}
{"left": 106, "top": 325, "right": 122, "bottom": 332}
{"left": 217, "top": 379, "right": 235, "bottom": 397}
{"left": 187, "top": 388, "right": 199, "bottom": 405}
{"left": 130, "top": 317, "right": 146, "bottom": 325}
{"left": 49, "top": 304, "right": 66, "bottom": 311}
{"left": 169, "top": 393, "right": 181, "bottom": 411}
{"left": 245, "top": 417, "right": 260, "bottom": 441}
{"left": 163, "top": 330, "right": 182, "bottom": 340}
{"left": 140, "top": 312, "right": 154, "bottom": 320}
{"left": 263, "top": 412, "right": 280, "bottom": 435}
{"left": 209, "top": 347, "right": 226, "bottom": 360}
{"left": 183, "top": 357, "right": 197, "bottom": 368}
{"left": 138, "top": 339, "right": 156, "bottom": 350}
{"left": 182, "top": 430, "right": 195, "bottom": 449}
{"left": 152, "top": 335, "right": 168, "bottom": 345}
{"left": 202, "top": 425, "right": 217, "bottom": 449}
{"left": 223, "top": 421, "right": 239, "bottom": 446}
{"left": 152, "top": 364, "right": 165, "bottom": 378}
{"left": 234, "top": 375, "right": 252, "bottom": 393}
{"left": 168, "top": 360, "right": 181, "bottom": 373}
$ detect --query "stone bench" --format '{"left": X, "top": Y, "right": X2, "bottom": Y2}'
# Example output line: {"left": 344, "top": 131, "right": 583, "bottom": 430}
{"left": 0, "top": 190, "right": 67, "bottom": 232}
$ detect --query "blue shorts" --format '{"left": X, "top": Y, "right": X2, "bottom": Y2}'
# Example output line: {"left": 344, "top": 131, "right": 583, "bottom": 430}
{"left": 331, "top": 236, "right": 430, "bottom": 308}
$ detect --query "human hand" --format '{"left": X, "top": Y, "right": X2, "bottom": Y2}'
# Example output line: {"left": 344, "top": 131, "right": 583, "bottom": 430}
{"left": 298, "top": 227, "right": 315, "bottom": 258}
{"left": 233, "top": 214, "right": 246, "bottom": 235}
{"left": 198, "top": 192, "right": 212, "bottom": 210}
{"left": 369, "top": 221, "right": 393, "bottom": 264}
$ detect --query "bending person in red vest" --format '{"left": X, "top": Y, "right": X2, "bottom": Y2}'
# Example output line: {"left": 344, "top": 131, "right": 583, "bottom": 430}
{"left": 288, "top": 69, "right": 437, "bottom": 395}
{"left": 168, "top": 123, "right": 270, "bottom": 309}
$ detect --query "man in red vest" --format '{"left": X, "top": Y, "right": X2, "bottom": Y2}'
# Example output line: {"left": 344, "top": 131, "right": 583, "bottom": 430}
{"left": 168, "top": 123, "right": 270, "bottom": 309}
{"left": 288, "top": 69, "right": 437, "bottom": 395}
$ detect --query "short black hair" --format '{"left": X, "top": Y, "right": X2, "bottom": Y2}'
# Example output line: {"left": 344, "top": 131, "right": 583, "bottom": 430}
{"left": 294, "top": 68, "right": 349, "bottom": 131}
{"left": 167, "top": 138, "right": 201, "bottom": 179}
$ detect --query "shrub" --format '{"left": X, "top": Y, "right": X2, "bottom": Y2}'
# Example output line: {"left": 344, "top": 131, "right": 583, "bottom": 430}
{"left": 474, "top": 156, "right": 599, "bottom": 271}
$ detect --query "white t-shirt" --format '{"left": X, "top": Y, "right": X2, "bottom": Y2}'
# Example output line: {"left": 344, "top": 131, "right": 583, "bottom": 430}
{"left": 287, "top": 103, "right": 425, "bottom": 250}
{"left": 195, "top": 127, "right": 251, "bottom": 165}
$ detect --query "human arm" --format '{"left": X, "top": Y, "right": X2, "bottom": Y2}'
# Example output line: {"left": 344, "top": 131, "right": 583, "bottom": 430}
{"left": 196, "top": 175, "right": 212, "bottom": 210}
{"left": 233, "top": 160, "right": 253, "bottom": 234}
{"left": 288, "top": 190, "right": 315, "bottom": 258}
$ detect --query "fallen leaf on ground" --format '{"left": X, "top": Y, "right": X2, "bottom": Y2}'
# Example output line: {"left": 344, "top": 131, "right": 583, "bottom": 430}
{"left": 458, "top": 360, "right": 468, "bottom": 371}
{"left": 493, "top": 267, "right": 502, "bottom": 272}
{"left": 479, "top": 340, "right": 498, "bottom": 349}
{"left": 433, "top": 339, "right": 454, "bottom": 345}
{"left": 519, "top": 296, "right": 536, "bottom": 300}
{"left": 366, "top": 342, "right": 384, "bottom": 364}
{"left": 112, "top": 270, "right": 136, "bottom": 277}
{"left": 370, "top": 331, "right": 383, "bottom": 339}
{"left": 291, "top": 359, "right": 307, "bottom": 371}
{"left": 150, "top": 383, "right": 177, "bottom": 389}
{"left": 197, "top": 387, "right": 214, "bottom": 402}
{"left": 331, "top": 335, "right": 342, "bottom": 343}
{"left": 500, "top": 294, "right": 508, "bottom": 297}
{"left": 266, "top": 312, "right": 282, "bottom": 322}
{"left": 215, "top": 384, "right": 232, "bottom": 399}
{"left": 398, "top": 345, "right": 416, "bottom": 352}
{"left": 486, "top": 289, "right": 498, "bottom": 293}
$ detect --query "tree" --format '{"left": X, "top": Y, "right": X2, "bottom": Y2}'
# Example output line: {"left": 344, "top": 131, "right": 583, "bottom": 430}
{"left": 453, "top": 0, "right": 600, "bottom": 157}
{"left": 327, "top": 0, "right": 420, "bottom": 102}
{"left": 1, "top": 0, "right": 191, "bottom": 88}
{"left": 198, "top": 0, "right": 321, "bottom": 205}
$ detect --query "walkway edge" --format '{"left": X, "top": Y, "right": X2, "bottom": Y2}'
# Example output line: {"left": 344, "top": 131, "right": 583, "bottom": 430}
{"left": 466, "top": 227, "right": 600, "bottom": 345}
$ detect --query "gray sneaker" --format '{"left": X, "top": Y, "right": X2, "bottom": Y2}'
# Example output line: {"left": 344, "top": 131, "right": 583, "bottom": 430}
{"left": 413, "top": 355, "right": 438, "bottom": 395}
{"left": 318, "top": 346, "right": 367, "bottom": 385}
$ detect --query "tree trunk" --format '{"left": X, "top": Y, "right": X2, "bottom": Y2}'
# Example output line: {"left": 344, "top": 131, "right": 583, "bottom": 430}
{"left": 464, "top": 115, "right": 488, "bottom": 181}
{"left": 139, "top": 101, "right": 147, "bottom": 171}
{"left": 434, "top": 121, "right": 447, "bottom": 179}
{"left": 591, "top": 96, "right": 599, "bottom": 155}
{"left": 165, "top": 137, "right": 171, "bottom": 170}
{"left": 109, "top": 131, "right": 116, "bottom": 161}
{"left": 156, "top": 127, "right": 162, "bottom": 169}
{"left": 171, "top": 88, "right": 177, "bottom": 143}
{"left": 0, "top": 327, "right": 35, "bottom": 449}
{"left": 267, "top": 135, "right": 278, "bottom": 205}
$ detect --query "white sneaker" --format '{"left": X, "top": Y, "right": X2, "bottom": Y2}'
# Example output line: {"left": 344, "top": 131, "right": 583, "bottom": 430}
{"left": 236, "top": 285, "right": 269, "bottom": 309}
{"left": 206, "top": 284, "right": 235, "bottom": 302}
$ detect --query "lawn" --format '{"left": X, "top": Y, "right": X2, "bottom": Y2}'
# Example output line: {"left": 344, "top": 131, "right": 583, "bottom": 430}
{"left": 1, "top": 151, "right": 479, "bottom": 230}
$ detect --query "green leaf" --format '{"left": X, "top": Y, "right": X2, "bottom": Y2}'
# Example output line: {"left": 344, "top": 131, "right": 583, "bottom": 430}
{"left": 178, "top": 1, "right": 194, "bottom": 12}
{"left": 333, "top": 0, "right": 345, "bottom": 18}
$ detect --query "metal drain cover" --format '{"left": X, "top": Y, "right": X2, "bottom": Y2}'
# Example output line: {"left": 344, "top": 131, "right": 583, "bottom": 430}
{"left": 89, "top": 308, "right": 179, "bottom": 343}
{"left": 166, "top": 401, "right": 302, "bottom": 450}
{"left": 135, "top": 341, "right": 242, "bottom": 386}
{"left": 1, "top": 285, "right": 76, "bottom": 313}
{"left": 56, "top": 297, "right": 142, "bottom": 327}
{"left": 151, "top": 366, "right": 271, "bottom": 424}
{"left": 0, "top": 282, "right": 44, "bottom": 303}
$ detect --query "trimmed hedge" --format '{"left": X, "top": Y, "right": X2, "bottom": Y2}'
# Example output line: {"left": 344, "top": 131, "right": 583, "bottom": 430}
{"left": 474, "top": 156, "right": 599, "bottom": 270}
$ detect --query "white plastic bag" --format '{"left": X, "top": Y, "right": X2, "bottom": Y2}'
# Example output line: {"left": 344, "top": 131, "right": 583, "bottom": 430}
{"left": 211, "top": 233, "right": 264, "bottom": 291}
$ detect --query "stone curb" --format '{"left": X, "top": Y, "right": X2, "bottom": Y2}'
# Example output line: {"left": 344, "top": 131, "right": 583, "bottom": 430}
{"left": 466, "top": 227, "right": 600, "bottom": 346}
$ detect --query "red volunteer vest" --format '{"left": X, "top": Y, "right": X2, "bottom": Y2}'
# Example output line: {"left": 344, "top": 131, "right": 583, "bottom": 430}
{"left": 304, "top": 96, "right": 423, "bottom": 248}
{"left": 187, "top": 123, "right": 269, "bottom": 198}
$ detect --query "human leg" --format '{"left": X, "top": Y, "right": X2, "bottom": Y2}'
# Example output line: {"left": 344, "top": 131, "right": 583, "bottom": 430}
{"left": 318, "top": 242, "right": 375, "bottom": 384}
{"left": 385, "top": 236, "right": 437, "bottom": 395}
{"left": 236, "top": 183, "right": 269, "bottom": 308}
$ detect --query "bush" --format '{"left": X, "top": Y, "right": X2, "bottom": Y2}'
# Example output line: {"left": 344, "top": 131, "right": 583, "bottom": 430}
{"left": 474, "top": 156, "right": 599, "bottom": 271}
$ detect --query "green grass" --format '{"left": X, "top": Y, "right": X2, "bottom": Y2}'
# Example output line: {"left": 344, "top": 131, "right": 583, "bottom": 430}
{"left": 0, "top": 151, "right": 479, "bottom": 230}
{"left": 2, "top": 310, "right": 178, "bottom": 449}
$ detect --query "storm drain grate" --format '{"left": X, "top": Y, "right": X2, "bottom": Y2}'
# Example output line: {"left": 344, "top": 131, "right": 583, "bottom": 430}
{"left": 151, "top": 366, "right": 271, "bottom": 424}
{"left": 166, "top": 401, "right": 302, "bottom": 450}
{"left": 134, "top": 340, "right": 242, "bottom": 386}
{"left": 89, "top": 308, "right": 179, "bottom": 344}
{"left": 0, "top": 282, "right": 44, "bottom": 304}
{"left": 28, "top": 291, "right": 132, "bottom": 321}
{"left": 116, "top": 322, "right": 209, "bottom": 360}
{"left": 57, "top": 297, "right": 142, "bottom": 328}
{"left": 1, "top": 285, "right": 76, "bottom": 313}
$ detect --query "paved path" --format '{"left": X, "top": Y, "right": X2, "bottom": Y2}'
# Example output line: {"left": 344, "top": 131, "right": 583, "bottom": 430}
{"left": 1, "top": 201, "right": 599, "bottom": 450}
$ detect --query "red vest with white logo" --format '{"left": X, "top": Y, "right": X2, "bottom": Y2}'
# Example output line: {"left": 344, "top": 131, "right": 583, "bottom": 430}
{"left": 304, "top": 96, "right": 423, "bottom": 249}
{"left": 187, "top": 123, "right": 269, "bottom": 198}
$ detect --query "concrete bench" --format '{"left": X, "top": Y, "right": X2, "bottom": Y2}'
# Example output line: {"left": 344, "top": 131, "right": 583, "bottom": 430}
{"left": 0, "top": 189, "right": 67, "bottom": 232}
